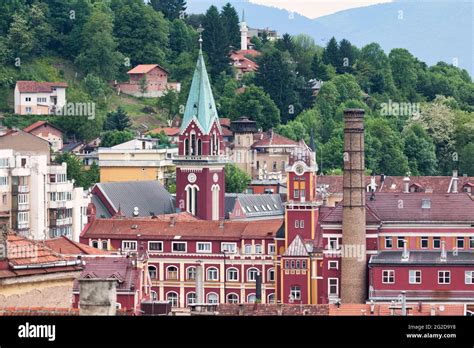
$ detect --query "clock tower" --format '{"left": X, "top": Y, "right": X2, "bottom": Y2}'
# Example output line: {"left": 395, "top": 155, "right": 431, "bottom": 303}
{"left": 173, "top": 46, "right": 226, "bottom": 221}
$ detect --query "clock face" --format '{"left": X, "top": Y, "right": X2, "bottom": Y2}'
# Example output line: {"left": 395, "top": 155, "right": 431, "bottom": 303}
{"left": 213, "top": 173, "right": 219, "bottom": 183}
{"left": 295, "top": 164, "right": 304, "bottom": 175}
{"left": 188, "top": 173, "right": 197, "bottom": 183}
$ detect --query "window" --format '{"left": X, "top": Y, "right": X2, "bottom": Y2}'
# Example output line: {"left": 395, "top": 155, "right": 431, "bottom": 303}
{"left": 268, "top": 268, "right": 275, "bottom": 282}
{"left": 328, "top": 278, "right": 339, "bottom": 297}
{"left": 244, "top": 244, "right": 252, "bottom": 254}
{"left": 101, "top": 240, "right": 108, "bottom": 250}
{"left": 221, "top": 242, "right": 237, "bottom": 253}
{"left": 465, "top": 271, "right": 474, "bottom": 284}
{"left": 397, "top": 237, "right": 405, "bottom": 248}
{"left": 0, "top": 176, "right": 8, "bottom": 186}
{"left": 207, "top": 292, "right": 218, "bottom": 304}
{"left": 268, "top": 243, "right": 276, "bottom": 255}
{"left": 92, "top": 240, "right": 98, "bottom": 248}
{"left": 300, "top": 220, "right": 304, "bottom": 228}
{"left": 197, "top": 242, "right": 212, "bottom": 253}
{"left": 470, "top": 237, "right": 474, "bottom": 249}
{"left": 290, "top": 286, "right": 301, "bottom": 301}
{"left": 25, "top": 97, "right": 31, "bottom": 102}
{"left": 167, "top": 266, "right": 178, "bottom": 280}
{"left": 207, "top": 267, "right": 218, "bottom": 281}
{"left": 0, "top": 158, "right": 9, "bottom": 168}
{"left": 294, "top": 189, "right": 299, "bottom": 198}
{"left": 285, "top": 260, "right": 290, "bottom": 269}
{"left": 433, "top": 237, "right": 441, "bottom": 249}
{"left": 255, "top": 244, "right": 262, "bottom": 254}
{"left": 457, "top": 237, "right": 465, "bottom": 249}
{"left": 247, "top": 294, "right": 256, "bottom": 303}
{"left": 421, "top": 237, "right": 429, "bottom": 249}
{"left": 166, "top": 292, "right": 178, "bottom": 307}
{"left": 227, "top": 268, "right": 239, "bottom": 281}
{"left": 151, "top": 291, "right": 157, "bottom": 301}
{"left": 438, "top": 271, "right": 450, "bottom": 284}
{"left": 26, "top": 107, "right": 32, "bottom": 114}
{"left": 148, "top": 266, "right": 157, "bottom": 279}
{"left": 37, "top": 97, "right": 47, "bottom": 103}
{"left": 122, "top": 241, "right": 137, "bottom": 251}
{"left": 268, "top": 293, "right": 276, "bottom": 304}
{"left": 385, "top": 237, "right": 392, "bottom": 249}
{"left": 148, "top": 241, "right": 163, "bottom": 252}
{"left": 382, "top": 270, "right": 395, "bottom": 284}
{"left": 247, "top": 268, "right": 259, "bottom": 282}
{"left": 409, "top": 270, "right": 421, "bottom": 284}
{"left": 328, "top": 237, "right": 338, "bottom": 251}
{"left": 296, "top": 260, "right": 300, "bottom": 269}
{"left": 186, "top": 292, "right": 196, "bottom": 305}
{"left": 227, "top": 293, "right": 239, "bottom": 304}
{"left": 186, "top": 266, "right": 196, "bottom": 280}
{"left": 328, "top": 261, "right": 338, "bottom": 270}
{"left": 172, "top": 242, "right": 186, "bottom": 252}
{"left": 295, "top": 220, "right": 299, "bottom": 228}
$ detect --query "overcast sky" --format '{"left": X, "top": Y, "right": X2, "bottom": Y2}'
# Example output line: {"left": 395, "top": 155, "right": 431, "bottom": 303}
{"left": 249, "top": 0, "right": 393, "bottom": 19}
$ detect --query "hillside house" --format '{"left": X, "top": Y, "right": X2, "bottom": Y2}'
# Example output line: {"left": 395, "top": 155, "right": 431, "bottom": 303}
{"left": 14, "top": 81, "right": 68, "bottom": 115}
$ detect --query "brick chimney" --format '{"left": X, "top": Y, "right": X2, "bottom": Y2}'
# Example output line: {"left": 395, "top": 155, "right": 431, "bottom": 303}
{"left": 341, "top": 109, "right": 367, "bottom": 304}
{"left": 452, "top": 170, "right": 459, "bottom": 193}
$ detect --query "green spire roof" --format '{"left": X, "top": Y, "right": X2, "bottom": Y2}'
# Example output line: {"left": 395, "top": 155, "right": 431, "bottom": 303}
{"left": 180, "top": 49, "right": 220, "bottom": 135}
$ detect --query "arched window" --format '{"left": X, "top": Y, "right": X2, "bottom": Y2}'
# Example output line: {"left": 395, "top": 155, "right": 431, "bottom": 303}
{"left": 207, "top": 292, "right": 218, "bottom": 304}
{"left": 227, "top": 293, "right": 239, "bottom": 304}
{"left": 268, "top": 268, "right": 275, "bottom": 282}
{"left": 186, "top": 292, "right": 196, "bottom": 306}
{"left": 151, "top": 291, "right": 158, "bottom": 301}
{"left": 211, "top": 185, "right": 220, "bottom": 221}
{"left": 190, "top": 132, "right": 196, "bottom": 155}
{"left": 186, "top": 266, "right": 196, "bottom": 280}
{"left": 101, "top": 240, "right": 108, "bottom": 250}
{"left": 92, "top": 240, "right": 98, "bottom": 248}
{"left": 247, "top": 268, "right": 259, "bottom": 282}
{"left": 185, "top": 185, "right": 199, "bottom": 216}
{"left": 166, "top": 291, "right": 178, "bottom": 307}
{"left": 247, "top": 293, "right": 256, "bottom": 303}
{"left": 148, "top": 265, "right": 157, "bottom": 279}
{"left": 226, "top": 268, "right": 239, "bottom": 281}
{"left": 166, "top": 266, "right": 178, "bottom": 280}
{"left": 267, "top": 293, "right": 275, "bottom": 304}
{"left": 184, "top": 138, "right": 189, "bottom": 156}
{"left": 197, "top": 139, "right": 202, "bottom": 156}
{"left": 244, "top": 244, "right": 252, "bottom": 254}
{"left": 207, "top": 267, "right": 219, "bottom": 281}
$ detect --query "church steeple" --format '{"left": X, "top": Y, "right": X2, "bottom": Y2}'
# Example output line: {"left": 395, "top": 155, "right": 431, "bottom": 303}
{"left": 180, "top": 46, "right": 220, "bottom": 136}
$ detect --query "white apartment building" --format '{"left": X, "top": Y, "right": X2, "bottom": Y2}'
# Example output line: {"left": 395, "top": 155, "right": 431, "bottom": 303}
{"left": 0, "top": 130, "right": 89, "bottom": 241}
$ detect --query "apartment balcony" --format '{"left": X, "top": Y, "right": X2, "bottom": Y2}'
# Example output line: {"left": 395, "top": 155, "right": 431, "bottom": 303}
{"left": 12, "top": 185, "right": 29, "bottom": 194}
{"left": 48, "top": 182, "right": 73, "bottom": 192}
{"left": 17, "top": 222, "right": 29, "bottom": 230}
{"left": 48, "top": 200, "right": 73, "bottom": 209}
{"left": 49, "top": 217, "right": 73, "bottom": 227}
{"left": 17, "top": 203, "right": 29, "bottom": 212}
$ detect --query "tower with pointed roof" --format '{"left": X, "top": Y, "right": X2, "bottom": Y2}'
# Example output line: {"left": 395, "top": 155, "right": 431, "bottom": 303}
{"left": 240, "top": 10, "right": 248, "bottom": 51}
{"left": 174, "top": 41, "right": 226, "bottom": 221}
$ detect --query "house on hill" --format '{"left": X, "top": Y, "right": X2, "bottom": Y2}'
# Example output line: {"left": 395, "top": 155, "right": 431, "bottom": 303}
{"left": 14, "top": 81, "right": 68, "bottom": 115}
{"left": 116, "top": 64, "right": 181, "bottom": 98}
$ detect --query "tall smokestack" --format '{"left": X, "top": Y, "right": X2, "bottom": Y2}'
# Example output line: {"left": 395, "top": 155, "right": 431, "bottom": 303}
{"left": 195, "top": 262, "right": 204, "bottom": 305}
{"left": 341, "top": 109, "right": 367, "bottom": 304}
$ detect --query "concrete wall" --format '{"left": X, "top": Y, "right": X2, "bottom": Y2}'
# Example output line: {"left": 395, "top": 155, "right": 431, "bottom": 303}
{"left": 78, "top": 279, "right": 117, "bottom": 316}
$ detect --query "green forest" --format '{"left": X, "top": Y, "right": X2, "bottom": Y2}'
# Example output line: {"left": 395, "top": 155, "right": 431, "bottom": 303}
{"left": 0, "top": 0, "right": 473, "bottom": 176}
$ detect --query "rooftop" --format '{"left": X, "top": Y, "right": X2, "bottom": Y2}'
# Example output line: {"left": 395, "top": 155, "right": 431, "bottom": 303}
{"left": 16, "top": 81, "right": 68, "bottom": 93}
{"left": 127, "top": 64, "right": 169, "bottom": 75}
{"left": 370, "top": 250, "right": 474, "bottom": 265}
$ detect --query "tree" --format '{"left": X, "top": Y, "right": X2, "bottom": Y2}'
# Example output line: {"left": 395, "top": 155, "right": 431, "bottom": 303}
{"left": 220, "top": 3, "right": 240, "bottom": 49}
{"left": 157, "top": 88, "right": 180, "bottom": 126}
{"left": 28, "top": 3, "right": 55, "bottom": 56}
{"left": 7, "top": 13, "right": 33, "bottom": 58}
{"left": 227, "top": 85, "right": 280, "bottom": 131}
{"left": 149, "top": 130, "right": 171, "bottom": 146}
{"left": 75, "top": 3, "right": 123, "bottom": 79}
{"left": 150, "top": 0, "right": 186, "bottom": 21}
{"left": 403, "top": 123, "right": 438, "bottom": 175}
{"left": 54, "top": 153, "right": 98, "bottom": 189}
{"left": 101, "top": 129, "right": 135, "bottom": 148}
{"left": 275, "top": 33, "right": 295, "bottom": 54}
{"left": 225, "top": 163, "right": 251, "bottom": 193}
{"left": 338, "top": 38, "right": 357, "bottom": 74}
{"left": 311, "top": 54, "right": 329, "bottom": 80}
{"left": 104, "top": 107, "right": 132, "bottom": 131}
{"left": 112, "top": 0, "right": 169, "bottom": 66}
{"left": 202, "top": 6, "right": 231, "bottom": 79}
{"left": 139, "top": 76, "right": 148, "bottom": 95}
{"left": 389, "top": 48, "right": 418, "bottom": 100}
{"left": 169, "top": 19, "right": 196, "bottom": 59}
{"left": 322, "top": 37, "right": 339, "bottom": 68}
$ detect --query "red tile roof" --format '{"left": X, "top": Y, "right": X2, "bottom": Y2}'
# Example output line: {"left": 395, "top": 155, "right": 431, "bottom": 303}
{"left": 230, "top": 51, "right": 259, "bottom": 72}
{"left": 44, "top": 236, "right": 110, "bottom": 256}
{"left": 320, "top": 193, "right": 474, "bottom": 224}
{"left": 147, "top": 127, "right": 180, "bottom": 136}
{"left": 23, "top": 120, "right": 62, "bottom": 134}
{"left": 82, "top": 218, "right": 283, "bottom": 241}
{"left": 127, "top": 64, "right": 168, "bottom": 75}
{"left": 252, "top": 130, "right": 299, "bottom": 148}
{"left": 329, "top": 303, "right": 464, "bottom": 316}
{"left": 16, "top": 81, "right": 68, "bottom": 93}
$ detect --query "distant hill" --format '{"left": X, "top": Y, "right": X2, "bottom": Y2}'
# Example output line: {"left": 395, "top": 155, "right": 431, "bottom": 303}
{"left": 187, "top": 0, "right": 473, "bottom": 76}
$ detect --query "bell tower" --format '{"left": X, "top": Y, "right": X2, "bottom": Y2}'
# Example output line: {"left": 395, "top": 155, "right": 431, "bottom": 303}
{"left": 174, "top": 38, "right": 226, "bottom": 221}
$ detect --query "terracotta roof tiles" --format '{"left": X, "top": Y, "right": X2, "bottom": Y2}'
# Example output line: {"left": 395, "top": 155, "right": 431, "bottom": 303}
{"left": 16, "top": 81, "right": 68, "bottom": 93}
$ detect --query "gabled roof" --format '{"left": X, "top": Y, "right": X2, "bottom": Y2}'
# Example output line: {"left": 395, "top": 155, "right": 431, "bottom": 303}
{"left": 16, "top": 81, "right": 68, "bottom": 93}
{"left": 252, "top": 130, "right": 299, "bottom": 148}
{"left": 147, "top": 127, "right": 180, "bottom": 136}
{"left": 23, "top": 120, "right": 62, "bottom": 134}
{"left": 93, "top": 180, "right": 175, "bottom": 217}
{"left": 127, "top": 64, "right": 169, "bottom": 75}
{"left": 320, "top": 193, "right": 474, "bottom": 224}
{"left": 283, "top": 235, "right": 309, "bottom": 257}
{"left": 225, "top": 193, "right": 284, "bottom": 219}
{"left": 180, "top": 50, "right": 220, "bottom": 135}
{"left": 44, "top": 236, "right": 110, "bottom": 256}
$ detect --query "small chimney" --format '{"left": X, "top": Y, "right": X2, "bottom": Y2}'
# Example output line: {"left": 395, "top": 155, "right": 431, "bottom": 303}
{"left": 195, "top": 262, "right": 204, "bottom": 305}
{"left": 440, "top": 240, "right": 447, "bottom": 261}
{"left": 403, "top": 176, "right": 410, "bottom": 193}
{"left": 79, "top": 279, "right": 117, "bottom": 316}
{"left": 452, "top": 170, "right": 459, "bottom": 193}
{"left": 401, "top": 240, "right": 409, "bottom": 261}
{"left": 169, "top": 216, "right": 176, "bottom": 227}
